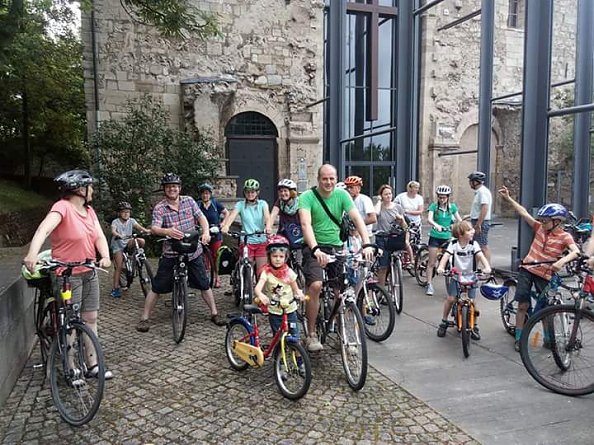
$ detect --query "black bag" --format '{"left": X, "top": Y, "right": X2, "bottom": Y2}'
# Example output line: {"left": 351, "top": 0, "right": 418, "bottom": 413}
{"left": 216, "top": 245, "right": 236, "bottom": 275}
{"left": 281, "top": 223, "right": 304, "bottom": 247}
{"left": 311, "top": 187, "right": 349, "bottom": 242}
{"left": 171, "top": 230, "right": 200, "bottom": 254}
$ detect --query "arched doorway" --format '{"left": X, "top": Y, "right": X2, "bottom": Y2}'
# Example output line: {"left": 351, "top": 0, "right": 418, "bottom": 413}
{"left": 225, "top": 112, "right": 278, "bottom": 205}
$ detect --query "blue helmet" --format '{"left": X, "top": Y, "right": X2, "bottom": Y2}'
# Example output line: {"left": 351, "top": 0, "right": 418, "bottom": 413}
{"left": 480, "top": 283, "right": 509, "bottom": 301}
{"left": 536, "top": 203, "right": 568, "bottom": 221}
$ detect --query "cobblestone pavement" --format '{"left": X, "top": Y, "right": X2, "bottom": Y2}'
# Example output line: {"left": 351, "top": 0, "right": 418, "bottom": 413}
{"left": 0, "top": 265, "right": 479, "bottom": 444}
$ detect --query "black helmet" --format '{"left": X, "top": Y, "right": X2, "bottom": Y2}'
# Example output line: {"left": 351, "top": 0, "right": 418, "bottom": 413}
{"left": 161, "top": 173, "right": 181, "bottom": 186}
{"left": 54, "top": 169, "right": 94, "bottom": 192}
{"left": 198, "top": 182, "right": 213, "bottom": 193}
{"left": 467, "top": 171, "right": 486, "bottom": 183}
{"left": 118, "top": 201, "right": 132, "bottom": 211}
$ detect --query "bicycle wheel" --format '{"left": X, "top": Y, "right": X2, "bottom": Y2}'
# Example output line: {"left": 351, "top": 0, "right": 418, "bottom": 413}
{"left": 461, "top": 305, "right": 471, "bottom": 358}
{"left": 499, "top": 279, "right": 518, "bottom": 337}
{"left": 119, "top": 255, "right": 134, "bottom": 289}
{"left": 172, "top": 277, "right": 188, "bottom": 344}
{"left": 241, "top": 266, "right": 254, "bottom": 306}
{"left": 231, "top": 266, "right": 241, "bottom": 307}
{"left": 414, "top": 246, "right": 430, "bottom": 287}
{"left": 35, "top": 289, "right": 56, "bottom": 365}
{"left": 202, "top": 248, "right": 215, "bottom": 289}
{"left": 357, "top": 283, "right": 395, "bottom": 342}
{"left": 338, "top": 300, "right": 368, "bottom": 391}
{"left": 225, "top": 320, "right": 250, "bottom": 371}
{"left": 273, "top": 340, "right": 312, "bottom": 400}
{"left": 137, "top": 259, "right": 154, "bottom": 298}
{"left": 386, "top": 256, "right": 404, "bottom": 314}
{"left": 48, "top": 322, "right": 105, "bottom": 426}
{"left": 520, "top": 305, "right": 594, "bottom": 396}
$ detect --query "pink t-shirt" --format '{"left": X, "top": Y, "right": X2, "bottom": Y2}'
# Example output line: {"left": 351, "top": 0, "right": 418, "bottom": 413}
{"left": 50, "top": 200, "right": 99, "bottom": 272}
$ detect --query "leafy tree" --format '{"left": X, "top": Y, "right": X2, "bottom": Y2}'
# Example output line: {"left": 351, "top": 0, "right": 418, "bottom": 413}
{"left": 93, "top": 95, "right": 223, "bottom": 224}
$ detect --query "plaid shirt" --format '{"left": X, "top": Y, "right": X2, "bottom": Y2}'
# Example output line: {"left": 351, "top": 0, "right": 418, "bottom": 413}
{"left": 152, "top": 195, "right": 204, "bottom": 260}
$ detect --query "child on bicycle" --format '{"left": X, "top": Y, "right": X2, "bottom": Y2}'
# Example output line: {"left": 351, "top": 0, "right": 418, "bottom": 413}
{"left": 221, "top": 178, "right": 271, "bottom": 276}
{"left": 498, "top": 186, "right": 579, "bottom": 351}
{"left": 110, "top": 201, "right": 150, "bottom": 298}
{"left": 436, "top": 220, "right": 491, "bottom": 339}
{"left": 254, "top": 235, "right": 305, "bottom": 338}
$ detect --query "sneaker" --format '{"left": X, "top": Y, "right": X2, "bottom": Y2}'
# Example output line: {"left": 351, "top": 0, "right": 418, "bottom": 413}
{"left": 305, "top": 335, "right": 323, "bottom": 352}
{"left": 110, "top": 288, "right": 121, "bottom": 298}
{"left": 426, "top": 283, "right": 434, "bottom": 296}
{"left": 85, "top": 365, "right": 114, "bottom": 380}
{"left": 471, "top": 326, "right": 481, "bottom": 341}
{"left": 514, "top": 340, "right": 521, "bottom": 352}
{"left": 136, "top": 318, "right": 150, "bottom": 332}
{"left": 211, "top": 314, "right": 226, "bottom": 326}
{"left": 437, "top": 321, "right": 448, "bottom": 337}
{"left": 364, "top": 315, "right": 376, "bottom": 326}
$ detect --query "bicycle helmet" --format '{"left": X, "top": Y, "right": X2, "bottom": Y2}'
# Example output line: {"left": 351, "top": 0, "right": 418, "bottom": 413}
{"left": 344, "top": 176, "right": 363, "bottom": 187}
{"left": 336, "top": 182, "right": 347, "bottom": 190}
{"left": 161, "top": 173, "right": 181, "bottom": 186}
{"left": 480, "top": 283, "right": 509, "bottom": 301}
{"left": 537, "top": 203, "right": 568, "bottom": 221}
{"left": 467, "top": 171, "right": 486, "bottom": 183}
{"left": 435, "top": 185, "right": 452, "bottom": 195}
{"left": 266, "top": 234, "right": 290, "bottom": 255}
{"left": 198, "top": 182, "right": 213, "bottom": 193}
{"left": 54, "top": 169, "right": 94, "bottom": 192}
{"left": 243, "top": 178, "right": 260, "bottom": 191}
{"left": 21, "top": 250, "right": 52, "bottom": 281}
{"left": 117, "top": 201, "right": 132, "bottom": 211}
{"left": 277, "top": 179, "right": 297, "bottom": 190}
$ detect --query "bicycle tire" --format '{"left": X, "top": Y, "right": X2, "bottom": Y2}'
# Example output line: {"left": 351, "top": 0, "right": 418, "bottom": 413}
{"left": 172, "top": 277, "right": 188, "bottom": 344}
{"left": 48, "top": 322, "right": 105, "bottom": 426}
{"left": 357, "top": 283, "right": 395, "bottom": 342}
{"left": 225, "top": 320, "right": 251, "bottom": 371}
{"left": 137, "top": 259, "right": 154, "bottom": 298}
{"left": 386, "top": 256, "right": 404, "bottom": 314}
{"left": 520, "top": 305, "right": 594, "bottom": 396}
{"left": 232, "top": 266, "right": 241, "bottom": 307}
{"left": 461, "top": 305, "right": 471, "bottom": 358}
{"left": 273, "top": 340, "right": 312, "bottom": 400}
{"left": 202, "top": 248, "right": 215, "bottom": 289}
{"left": 339, "top": 300, "right": 368, "bottom": 391}
{"left": 499, "top": 279, "right": 518, "bottom": 337}
{"left": 414, "top": 246, "right": 430, "bottom": 287}
{"left": 241, "top": 266, "right": 254, "bottom": 306}
{"left": 119, "top": 255, "right": 134, "bottom": 289}
{"left": 35, "top": 289, "right": 56, "bottom": 365}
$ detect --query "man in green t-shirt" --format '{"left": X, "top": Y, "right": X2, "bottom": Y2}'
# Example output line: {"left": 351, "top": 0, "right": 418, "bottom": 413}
{"left": 298, "top": 164, "right": 375, "bottom": 352}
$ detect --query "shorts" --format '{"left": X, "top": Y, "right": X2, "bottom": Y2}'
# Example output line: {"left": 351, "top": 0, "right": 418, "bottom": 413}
{"left": 302, "top": 245, "right": 342, "bottom": 286}
{"left": 240, "top": 242, "right": 267, "bottom": 260}
{"left": 516, "top": 268, "right": 548, "bottom": 304}
{"left": 152, "top": 256, "right": 210, "bottom": 294}
{"left": 471, "top": 219, "right": 490, "bottom": 246}
{"left": 51, "top": 271, "right": 100, "bottom": 312}
{"left": 428, "top": 236, "right": 449, "bottom": 248}
{"left": 269, "top": 311, "right": 300, "bottom": 339}
{"left": 446, "top": 279, "right": 477, "bottom": 299}
{"left": 376, "top": 235, "right": 405, "bottom": 268}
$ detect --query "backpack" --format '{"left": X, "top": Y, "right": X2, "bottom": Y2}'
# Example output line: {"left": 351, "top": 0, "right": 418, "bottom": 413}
{"left": 281, "top": 222, "right": 304, "bottom": 248}
{"left": 217, "top": 246, "right": 236, "bottom": 275}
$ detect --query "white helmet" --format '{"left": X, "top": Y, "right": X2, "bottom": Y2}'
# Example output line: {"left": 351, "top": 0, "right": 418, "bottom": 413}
{"left": 277, "top": 179, "right": 297, "bottom": 190}
{"left": 435, "top": 185, "right": 452, "bottom": 195}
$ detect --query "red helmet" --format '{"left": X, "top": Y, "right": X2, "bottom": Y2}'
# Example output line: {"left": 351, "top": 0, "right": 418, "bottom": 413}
{"left": 344, "top": 176, "right": 363, "bottom": 187}
{"left": 266, "top": 234, "right": 290, "bottom": 255}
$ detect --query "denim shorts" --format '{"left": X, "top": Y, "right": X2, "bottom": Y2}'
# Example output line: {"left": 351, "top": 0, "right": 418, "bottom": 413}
{"left": 269, "top": 311, "right": 300, "bottom": 340}
{"left": 515, "top": 268, "right": 549, "bottom": 304}
{"left": 152, "top": 255, "right": 210, "bottom": 294}
{"left": 446, "top": 279, "right": 477, "bottom": 299}
{"left": 376, "top": 236, "right": 405, "bottom": 268}
{"left": 428, "top": 236, "right": 449, "bottom": 248}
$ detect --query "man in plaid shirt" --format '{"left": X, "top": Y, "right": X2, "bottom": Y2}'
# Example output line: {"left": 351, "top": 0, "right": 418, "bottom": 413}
{"left": 136, "top": 173, "right": 226, "bottom": 332}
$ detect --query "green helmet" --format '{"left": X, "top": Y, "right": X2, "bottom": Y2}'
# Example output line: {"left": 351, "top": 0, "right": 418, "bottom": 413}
{"left": 243, "top": 179, "right": 260, "bottom": 191}
{"left": 21, "top": 250, "right": 52, "bottom": 281}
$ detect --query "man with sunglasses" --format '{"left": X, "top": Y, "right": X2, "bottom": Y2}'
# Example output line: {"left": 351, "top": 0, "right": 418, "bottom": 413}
{"left": 498, "top": 186, "right": 579, "bottom": 352}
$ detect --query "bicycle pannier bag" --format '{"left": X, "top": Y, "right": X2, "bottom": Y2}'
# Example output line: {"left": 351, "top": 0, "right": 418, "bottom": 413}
{"left": 217, "top": 245, "right": 236, "bottom": 275}
{"left": 282, "top": 223, "right": 304, "bottom": 247}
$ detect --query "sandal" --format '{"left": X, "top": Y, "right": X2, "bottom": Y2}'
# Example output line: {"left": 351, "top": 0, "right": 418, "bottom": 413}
{"left": 85, "top": 364, "right": 113, "bottom": 380}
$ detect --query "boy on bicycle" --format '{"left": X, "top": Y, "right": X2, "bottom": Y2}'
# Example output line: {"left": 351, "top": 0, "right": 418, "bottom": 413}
{"left": 436, "top": 220, "right": 491, "bottom": 339}
{"left": 254, "top": 235, "right": 305, "bottom": 338}
{"left": 110, "top": 201, "right": 150, "bottom": 298}
{"left": 498, "top": 186, "right": 579, "bottom": 351}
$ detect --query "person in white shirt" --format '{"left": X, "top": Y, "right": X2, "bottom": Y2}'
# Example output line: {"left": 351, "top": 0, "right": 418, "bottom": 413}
{"left": 394, "top": 181, "right": 424, "bottom": 228}
{"left": 344, "top": 176, "right": 377, "bottom": 236}
{"left": 467, "top": 171, "right": 492, "bottom": 263}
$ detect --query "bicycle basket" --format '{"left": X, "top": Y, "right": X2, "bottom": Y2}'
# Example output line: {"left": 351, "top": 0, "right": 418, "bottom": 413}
{"left": 171, "top": 232, "right": 200, "bottom": 254}
{"left": 480, "top": 283, "right": 508, "bottom": 301}
{"left": 217, "top": 245, "right": 237, "bottom": 275}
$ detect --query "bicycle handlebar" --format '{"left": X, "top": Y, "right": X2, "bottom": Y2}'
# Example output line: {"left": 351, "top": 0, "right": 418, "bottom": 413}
{"left": 228, "top": 230, "right": 266, "bottom": 239}
{"left": 39, "top": 259, "right": 107, "bottom": 274}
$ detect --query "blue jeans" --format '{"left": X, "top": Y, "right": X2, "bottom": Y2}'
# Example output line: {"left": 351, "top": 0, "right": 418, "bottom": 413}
{"left": 269, "top": 311, "right": 300, "bottom": 340}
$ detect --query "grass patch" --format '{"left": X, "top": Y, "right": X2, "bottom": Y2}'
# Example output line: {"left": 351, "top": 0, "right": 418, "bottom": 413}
{"left": 0, "top": 180, "right": 50, "bottom": 214}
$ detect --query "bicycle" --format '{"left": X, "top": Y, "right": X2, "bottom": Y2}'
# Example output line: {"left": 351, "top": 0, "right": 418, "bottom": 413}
{"left": 200, "top": 225, "right": 222, "bottom": 289}
{"left": 225, "top": 299, "right": 312, "bottom": 400}
{"left": 29, "top": 259, "right": 106, "bottom": 426}
{"left": 157, "top": 229, "right": 202, "bottom": 344}
{"left": 375, "top": 230, "right": 407, "bottom": 314}
{"left": 519, "top": 255, "right": 594, "bottom": 396}
{"left": 118, "top": 233, "right": 153, "bottom": 298}
{"left": 404, "top": 223, "right": 424, "bottom": 277}
{"left": 303, "top": 248, "right": 372, "bottom": 391}
{"left": 415, "top": 239, "right": 451, "bottom": 288}
{"left": 228, "top": 230, "right": 265, "bottom": 307}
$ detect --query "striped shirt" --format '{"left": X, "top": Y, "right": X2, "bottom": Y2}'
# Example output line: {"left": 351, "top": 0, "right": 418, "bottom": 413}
{"left": 521, "top": 222, "right": 575, "bottom": 280}
{"left": 152, "top": 196, "right": 204, "bottom": 259}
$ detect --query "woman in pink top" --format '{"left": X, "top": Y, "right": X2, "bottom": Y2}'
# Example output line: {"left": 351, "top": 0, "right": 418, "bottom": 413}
{"left": 23, "top": 169, "right": 113, "bottom": 379}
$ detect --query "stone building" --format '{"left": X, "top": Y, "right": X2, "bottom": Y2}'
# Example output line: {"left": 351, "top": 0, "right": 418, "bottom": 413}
{"left": 82, "top": 0, "right": 579, "bottom": 212}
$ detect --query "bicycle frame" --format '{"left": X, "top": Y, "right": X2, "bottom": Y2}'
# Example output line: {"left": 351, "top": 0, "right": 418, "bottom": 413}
{"left": 452, "top": 279, "right": 477, "bottom": 332}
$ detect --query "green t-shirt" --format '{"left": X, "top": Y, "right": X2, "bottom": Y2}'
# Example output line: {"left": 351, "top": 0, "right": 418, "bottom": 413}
{"left": 299, "top": 188, "right": 354, "bottom": 247}
{"left": 428, "top": 201, "right": 458, "bottom": 239}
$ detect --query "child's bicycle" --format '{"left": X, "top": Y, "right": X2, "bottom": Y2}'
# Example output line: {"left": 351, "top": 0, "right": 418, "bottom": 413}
{"left": 118, "top": 233, "right": 153, "bottom": 297}
{"left": 225, "top": 298, "right": 312, "bottom": 400}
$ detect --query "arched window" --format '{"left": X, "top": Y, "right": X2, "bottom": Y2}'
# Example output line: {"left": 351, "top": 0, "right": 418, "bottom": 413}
{"left": 225, "top": 112, "right": 278, "bottom": 137}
